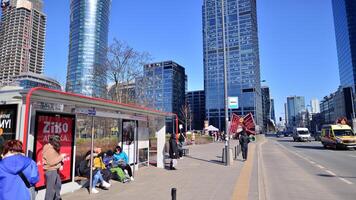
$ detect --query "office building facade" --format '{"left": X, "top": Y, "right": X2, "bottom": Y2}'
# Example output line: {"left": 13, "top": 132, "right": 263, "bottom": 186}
{"left": 286, "top": 96, "right": 306, "bottom": 127}
{"left": 9, "top": 72, "right": 61, "bottom": 90}
{"left": 332, "top": 0, "right": 356, "bottom": 91}
{"left": 142, "top": 61, "right": 187, "bottom": 132}
{"left": 66, "top": 0, "right": 111, "bottom": 98}
{"left": 0, "top": 0, "right": 46, "bottom": 85}
{"left": 270, "top": 98, "right": 276, "bottom": 122}
{"left": 203, "top": 0, "right": 262, "bottom": 130}
{"left": 186, "top": 90, "right": 206, "bottom": 130}
{"left": 310, "top": 99, "right": 321, "bottom": 114}
{"left": 261, "top": 87, "right": 270, "bottom": 133}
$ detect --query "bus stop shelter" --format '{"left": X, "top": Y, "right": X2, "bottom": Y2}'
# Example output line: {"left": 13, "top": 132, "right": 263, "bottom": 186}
{"left": 0, "top": 87, "right": 178, "bottom": 197}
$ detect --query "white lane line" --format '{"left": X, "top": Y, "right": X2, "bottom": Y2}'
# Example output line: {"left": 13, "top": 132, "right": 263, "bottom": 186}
{"left": 348, "top": 154, "right": 356, "bottom": 158}
{"left": 338, "top": 177, "right": 353, "bottom": 185}
{"left": 325, "top": 170, "right": 337, "bottom": 176}
{"left": 309, "top": 161, "right": 316, "bottom": 165}
{"left": 316, "top": 164, "right": 325, "bottom": 169}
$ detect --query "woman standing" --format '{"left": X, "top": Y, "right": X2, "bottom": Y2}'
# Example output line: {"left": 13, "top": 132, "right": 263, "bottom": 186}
{"left": 169, "top": 134, "right": 179, "bottom": 170}
{"left": 0, "top": 140, "right": 39, "bottom": 200}
{"left": 43, "top": 134, "right": 65, "bottom": 200}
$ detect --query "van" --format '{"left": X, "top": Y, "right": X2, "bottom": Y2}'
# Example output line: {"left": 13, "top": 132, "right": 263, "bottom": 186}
{"left": 321, "top": 124, "right": 356, "bottom": 149}
{"left": 292, "top": 127, "right": 311, "bottom": 142}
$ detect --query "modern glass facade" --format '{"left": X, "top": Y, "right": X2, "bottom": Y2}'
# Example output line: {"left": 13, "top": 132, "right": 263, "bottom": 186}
{"left": 203, "top": 0, "right": 262, "bottom": 130}
{"left": 66, "top": 0, "right": 111, "bottom": 98}
{"left": 142, "top": 61, "right": 187, "bottom": 132}
{"left": 261, "top": 86, "right": 270, "bottom": 133}
{"left": 186, "top": 90, "right": 206, "bottom": 130}
{"left": 286, "top": 96, "right": 305, "bottom": 127}
{"left": 332, "top": 0, "right": 356, "bottom": 91}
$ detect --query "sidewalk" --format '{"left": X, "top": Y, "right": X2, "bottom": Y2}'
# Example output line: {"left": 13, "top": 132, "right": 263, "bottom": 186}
{"left": 62, "top": 140, "right": 244, "bottom": 200}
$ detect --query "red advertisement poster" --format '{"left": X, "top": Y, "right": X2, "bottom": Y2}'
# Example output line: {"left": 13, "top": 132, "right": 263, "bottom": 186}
{"left": 34, "top": 112, "right": 75, "bottom": 189}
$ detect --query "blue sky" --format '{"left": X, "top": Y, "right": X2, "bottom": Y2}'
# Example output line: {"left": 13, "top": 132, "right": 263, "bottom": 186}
{"left": 40, "top": 0, "right": 340, "bottom": 119}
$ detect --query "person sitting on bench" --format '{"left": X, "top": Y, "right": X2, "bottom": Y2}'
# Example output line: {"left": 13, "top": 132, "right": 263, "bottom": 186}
{"left": 113, "top": 146, "right": 134, "bottom": 181}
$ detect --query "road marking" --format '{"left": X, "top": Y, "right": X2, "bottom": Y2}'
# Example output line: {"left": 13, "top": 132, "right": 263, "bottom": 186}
{"left": 309, "top": 161, "right": 316, "bottom": 165}
{"left": 338, "top": 177, "right": 353, "bottom": 185}
{"left": 231, "top": 143, "right": 256, "bottom": 200}
{"left": 325, "top": 170, "right": 336, "bottom": 176}
{"left": 348, "top": 154, "right": 356, "bottom": 158}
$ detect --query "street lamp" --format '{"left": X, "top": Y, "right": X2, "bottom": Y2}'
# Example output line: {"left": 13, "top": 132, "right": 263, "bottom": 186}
{"left": 221, "top": 0, "right": 231, "bottom": 166}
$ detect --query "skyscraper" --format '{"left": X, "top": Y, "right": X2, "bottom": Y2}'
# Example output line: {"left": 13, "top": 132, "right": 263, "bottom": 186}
{"left": 141, "top": 61, "right": 187, "bottom": 132}
{"left": 66, "top": 0, "right": 111, "bottom": 97}
{"left": 286, "top": 96, "right": 305, "bottom": 127}
{"left": 310, "top": 99, "right": 320, "bottom": 114}
{"left": 186, "top": 90, "right": 206, "bottom": 130}
{"left": 261, "top": 87, "right": 271, "bottom": 133}
{"left": 270, "top": 98, "right": 276, "bottom": 122}
{"left": 332, "top": 0, "right": 356, "bottom": 91}
{"left": 0, "top": 0, "right": 46, "bottom": 85}
{"left": 202, "top": 0, "right": 262, "bottom": 130}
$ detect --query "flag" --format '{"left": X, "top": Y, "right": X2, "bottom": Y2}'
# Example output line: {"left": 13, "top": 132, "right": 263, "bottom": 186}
{"left": 229, "top": 113, "right": 241, "bottom": 134}
{"left": 243, "top": 113, "right": 256, "bottom": 135}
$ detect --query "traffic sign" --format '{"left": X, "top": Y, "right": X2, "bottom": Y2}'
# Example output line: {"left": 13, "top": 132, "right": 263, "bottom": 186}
{"left": 228, "top": 97, "right": 239, "bottom": 109}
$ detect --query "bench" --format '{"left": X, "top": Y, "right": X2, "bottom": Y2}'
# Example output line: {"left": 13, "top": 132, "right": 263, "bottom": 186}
{"left": 181, "top": 147, "right": 189, "bottom": 156}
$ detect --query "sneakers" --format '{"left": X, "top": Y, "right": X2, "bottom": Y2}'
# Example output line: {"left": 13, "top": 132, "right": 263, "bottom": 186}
{"left": 102, "top": 181, "right": 111, "bottom": 188}
{"left": 91, "top": 188, "right": 99, "bottom": 194}
{"left": 130, "top": 177, "right": 134, "bottom": 181}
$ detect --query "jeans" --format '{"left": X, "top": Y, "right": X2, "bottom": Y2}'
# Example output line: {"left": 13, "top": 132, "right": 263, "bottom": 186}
{"left": 92, "top": 170, "right": 104, "bottom": 188}
{"left": 44, "top": 170, "right": 62, "bottom": 200}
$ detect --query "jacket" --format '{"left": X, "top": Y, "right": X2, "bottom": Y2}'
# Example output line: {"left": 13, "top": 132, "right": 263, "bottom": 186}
{"left": 93, "top": 157, "right": 106, "bottom": 169}
{"left": 0, "top": 154, "right": 39, "bottom": 200}
{"left": 43, "top": 143, "right": 63, "bottom": 171}
{"left": 169, "top": 137, "right": 179, "bottom": 159}
{"left": 113, "top": 152, "right": 128, "bottom": 164}
{"left": 239, "top": 133, "right": 250, "bottom": 148}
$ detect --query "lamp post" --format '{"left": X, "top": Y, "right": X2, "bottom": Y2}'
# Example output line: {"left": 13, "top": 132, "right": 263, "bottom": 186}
{"left": 221, "top": 0, "right": 231, "bottom": 166}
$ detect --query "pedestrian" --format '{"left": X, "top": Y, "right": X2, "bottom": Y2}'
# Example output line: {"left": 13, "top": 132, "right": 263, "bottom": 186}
{"left": 169, "top": 134, "right": 179, "bottom": 170}
{"left": 0, "top": 140, "right": 39, "bottom": 200}
{"left": 178, "top": 132, "right": 186, "bottom": 158}
{"left": 113, "top": 146, "right": 134, "bottom": 181}
{"left": 43, "top": 134, "right": 65, "bottom": 200}
{"left": 239, "top": 128, "right": 251, "bottom": 161}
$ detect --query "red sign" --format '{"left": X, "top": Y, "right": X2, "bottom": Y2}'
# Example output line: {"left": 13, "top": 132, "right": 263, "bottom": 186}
{"left": 243, "top": 113, "right": 256, "bottom": 135}
{"left": 34, "top": 112, "right": 75, "bottom": 189}
{"left": 229, "top": 113, "right": 241, "bottom": 134}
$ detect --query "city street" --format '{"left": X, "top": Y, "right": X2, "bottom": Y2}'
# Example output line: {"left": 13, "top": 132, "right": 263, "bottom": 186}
{"left": 259, "top": 135, "right": 356, "bottom": 200}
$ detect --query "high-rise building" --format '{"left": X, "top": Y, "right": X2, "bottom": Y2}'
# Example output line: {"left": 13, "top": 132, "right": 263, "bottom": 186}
{"left": 186, "top": 90, "right": 206, "bottom": 130}
{"left": 270, "top": 98, "right": 276, "bottom": 122}
{"left": 332, "top": 0, "right": 356, "bottom": 91}
{"left": 286, "top": 96, "right": 305, "bottom": 127}
{"left": 202, "top": 0, "right": 262, "bottom": 130}
{"left": 66, "top": 0, "right": 111, "bottom": 98}
{"left": 261, "top": 87, "right": 271, "bottom": 133}
{"left": 0, "top": 0, "right": 46, "bottom": 85}
{"left": 310, "top": 99, "right": 320, "bottom": 114}
{"left": 141, "top": 61, "right": 187, "bottom": 132}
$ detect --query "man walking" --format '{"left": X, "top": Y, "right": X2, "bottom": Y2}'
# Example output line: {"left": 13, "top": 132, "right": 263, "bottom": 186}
{"left": 239, "top": 128, "right": 250, "bottom": 161}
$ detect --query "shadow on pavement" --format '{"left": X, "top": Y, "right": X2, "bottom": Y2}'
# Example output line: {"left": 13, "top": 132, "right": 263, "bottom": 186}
{"left": 293, "top": 145, "right": 325, "bottom": 150}
{"left": 186, "top": 155, "right": 225, "bottom": 166}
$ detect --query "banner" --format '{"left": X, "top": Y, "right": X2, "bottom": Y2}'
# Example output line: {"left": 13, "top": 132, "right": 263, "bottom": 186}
{"left": 229, "top": 113, "right": 241, "bottom": 134}
{"left": 0, "top": 104, "right": 17, "bottom": 141}
{"left": 34, "top": 112, "right": 75, "bottom": 189}
{"left": 243, "top": 113, "right": 256, "bottom": 135}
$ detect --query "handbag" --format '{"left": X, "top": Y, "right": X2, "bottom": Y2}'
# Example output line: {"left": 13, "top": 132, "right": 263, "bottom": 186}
{"left": 18, "top": 171, "right": 36, "bottom": 200}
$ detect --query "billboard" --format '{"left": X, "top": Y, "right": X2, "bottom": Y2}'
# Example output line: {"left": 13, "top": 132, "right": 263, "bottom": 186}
{"left": 0, "top": 104, "right": 17, "bottom": 140}
{"left": 34, "top": 112, "right": 75, "bottom": 189}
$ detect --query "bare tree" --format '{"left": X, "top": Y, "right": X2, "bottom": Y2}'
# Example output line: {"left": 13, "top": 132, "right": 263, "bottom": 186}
{"left": 103, "top": 39, "right": 151, "bottom": 104}
{"left": 180, "top": 102, "right": 192, "bottom": 133}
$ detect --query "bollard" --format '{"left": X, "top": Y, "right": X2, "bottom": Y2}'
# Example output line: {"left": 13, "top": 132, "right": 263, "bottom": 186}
{"left": 171, "top": 188, "right": 177, "bottom": 200}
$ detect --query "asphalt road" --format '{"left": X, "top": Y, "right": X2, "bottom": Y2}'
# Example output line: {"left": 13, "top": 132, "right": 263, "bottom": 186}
{"left": 259, "top": 135, "right": 356, "bottom": 200}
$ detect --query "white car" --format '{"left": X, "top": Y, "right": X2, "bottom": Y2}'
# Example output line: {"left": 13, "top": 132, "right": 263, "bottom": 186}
{"left": 292, "top": 127, "right": 311, "bottom": 142}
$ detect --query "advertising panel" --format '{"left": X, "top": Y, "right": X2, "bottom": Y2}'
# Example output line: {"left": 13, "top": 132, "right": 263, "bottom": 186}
{"left": 0, "top": 104, "right": 17, "bottom": 154}
{"left": 34, "top": 112, "right": 75, "bottom": 189}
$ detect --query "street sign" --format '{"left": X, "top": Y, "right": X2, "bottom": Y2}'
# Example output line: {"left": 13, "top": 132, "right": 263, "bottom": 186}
{"left": 75, "top": 108, "right": 96, "bottom": 116}
{"left": 228, "top": 97, "right": 239, "bottom": 109}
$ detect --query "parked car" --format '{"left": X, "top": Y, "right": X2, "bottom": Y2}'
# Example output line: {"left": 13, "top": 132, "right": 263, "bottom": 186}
{"left": 292, "top": 127, "right": 311, "bottom": 142}
{"left": 276, "top": 131, "right": 285, "bottom": 138}
{"left": 284, "top": 131, "right": 292, "bottom": 137}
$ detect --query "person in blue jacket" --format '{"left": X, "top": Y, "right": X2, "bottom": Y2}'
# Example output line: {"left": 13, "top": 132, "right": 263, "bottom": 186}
{"left": 0, "top": 140, "right": 39, "bottom": 200}
{"left": 113, "top": 146, "right": 133, "bottom": 181}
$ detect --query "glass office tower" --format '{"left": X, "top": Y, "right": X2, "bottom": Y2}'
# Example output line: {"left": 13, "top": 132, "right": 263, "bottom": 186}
{"left": 332, "top": 0, "right": 356, "bottom": 91}
{"left": 66, "top": 0, "right": 111, "bottom": 97}
{"left": 203, "top": 0, "right": 262, "bottom": 130}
